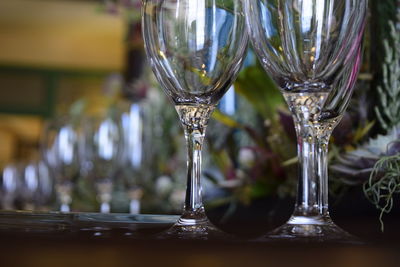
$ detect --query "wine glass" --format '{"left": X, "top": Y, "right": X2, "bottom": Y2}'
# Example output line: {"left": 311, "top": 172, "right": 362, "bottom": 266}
{"left": 19, "top": 160, "right": 54, "bottom": 211}
{"left": 244, "top": 0, "right": 367, "bottom": 242}
{"left": 142, "top": 0, "right": 248, "bottom": 238}
{"left": 120, "top": 102, "right": 153, "bottom": 214}
{"left": 33, "top": 160, "right": 54, "bottom": 211}
{"left": 21, "top": 161, "right": 40, "bottom": 210}
{"left": 42, "top": 116, "right": 81, "bottom": 213}
{"left": 1, "top": 163, "right": 22, "bottom": 210}
{"left": 81, "top": 114, "right": 122, "bottom": 213}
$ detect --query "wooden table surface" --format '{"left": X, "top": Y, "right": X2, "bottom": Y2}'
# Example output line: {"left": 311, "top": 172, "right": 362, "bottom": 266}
{"left": 0, "top": 211, "right": 398, "bottom": 267}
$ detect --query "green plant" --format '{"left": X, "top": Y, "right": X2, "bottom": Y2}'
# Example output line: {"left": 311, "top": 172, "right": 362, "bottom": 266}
{"left": 363, "top": 20, "right": 400, "bottom": 230}
{"left": 331, "top": 17, "right": 400, "bottom": 230}
{"left": 374, "top": 22, "right": 400, "bottom": 131}
{"left": 364, "top": 151, "right": 400, "bottom": 231}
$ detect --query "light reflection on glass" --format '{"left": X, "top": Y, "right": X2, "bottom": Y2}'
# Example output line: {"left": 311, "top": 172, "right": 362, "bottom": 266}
{"left": 58, "top": 126, "right": 75, "bottom": 164}
{"left": 122, "top": 104, "right": 143, "bottom": 168}
{"left": 24, "top": 164, "right": 38, "bottom": 193}
{"left": 3, "top": 166, "right": 18, "bottom": 192}
{"left": 97, "top": 119, "right": 117, "bottom": 161}
{"left": 300, "top": 0, "right": 313, "bottom": 33}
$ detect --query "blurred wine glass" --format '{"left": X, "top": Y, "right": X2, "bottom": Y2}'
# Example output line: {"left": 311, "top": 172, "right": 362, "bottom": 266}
{"left": 81, "top": 113, "right": 122, "bottom": 213}
{"left": 21, "top": 161, "right": 40, "bottom": 210}
{"left": 1, "top": 163, "right": 22, "bottom": 210}
{"left": 42, "top": 116, "right": 81, "bottom": 213}
{"left": 36, "top": 160, "right": 54, "bottom": 210}
{"left": 120, "top": 102, "right": 153, "bottom": 214}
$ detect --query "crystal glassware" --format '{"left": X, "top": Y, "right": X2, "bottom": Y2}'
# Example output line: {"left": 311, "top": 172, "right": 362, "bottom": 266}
{"left": 244, "top": 0, "right": 368, "bottom": 242}
{"left": 80, "top": 114, "right": 122, "bottom": 213}
{"left": 142, "top": 0, "right": 248, "bottom": 238}
{"left": 21, "top": 161, "right": 40, "bottom": 210}
{"left": 1, "top": 163, "right": 22, "bottom": 210}
{"left": 37, "top": 160, "right": 54, "bottom": 210}
{"left": 120, "top": 101, "right": 153, "bottom": 214}
{"left": 42, "top": 116, "right": 81, "bottom": 213}
{"left": 17, "top": 160, "right": 53, "bottom": 211}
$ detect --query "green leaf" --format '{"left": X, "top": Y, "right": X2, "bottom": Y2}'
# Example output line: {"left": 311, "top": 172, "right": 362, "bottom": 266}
{"left": 212, "top": 109, "right": 241, "bottom": 128}
{"left": 189, "top": 67, "right": 212, "bottom": 86}
{"left": 353, "top": 120, "right": 375, "bottom": 143}
{"left": 203, "top": 171, "right": 220, "bottom": 185}
{"left": 214, "top": 0, "right": 235, "bottom": 13}
{"left": 212, "top": 109, "right": 266, "bottom": 146}
{"left": 250, "top": 181, "right": 275, "bottom": 198}
{"left": 235, "top": 64, "right": 284, "bottom": 118}
{"left": 282, "top": 156, "right": 298, "bottom": 167}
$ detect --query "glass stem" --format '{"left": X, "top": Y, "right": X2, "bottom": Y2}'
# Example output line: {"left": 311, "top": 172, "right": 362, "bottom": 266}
{"left": 317, "top": 135, "right": 330, "bottom": 216}
{"left": 292, "top": 122, "right": 333, "bottom": 220}
{"left": 175, "top": 104, "right": 214, "bottom": 223}
{"left": 130, "top": 199, "right": 141, "bottom": 214}
{"left": 182, "top": 126, "right": 206, "bottom": 219}
{"left": 57, "top": 182, "right": 72, "bottom": 213}
{"left": 100, "top": 202, "right": 110, "bottom": 214}
{"left": 284, "top": 92, "right": 331, "bottom": 222}
{"left": 60, "top": 204, "right": 70, "bottom": 213}
{"left": 97, "top": 180, "right": 112, "bottom": 214}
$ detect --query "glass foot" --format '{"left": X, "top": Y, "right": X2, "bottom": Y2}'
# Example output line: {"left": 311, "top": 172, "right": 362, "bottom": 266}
{"left": 156, "top": 217, "right": 231, "bottom": 240}
{"left": 257, "top": 216, "right": 364, "bottom": 244}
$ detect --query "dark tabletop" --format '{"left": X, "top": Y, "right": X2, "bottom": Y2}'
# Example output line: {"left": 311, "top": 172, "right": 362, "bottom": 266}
{"left": 0, "top": 211, "right": 399, "bottom": 267}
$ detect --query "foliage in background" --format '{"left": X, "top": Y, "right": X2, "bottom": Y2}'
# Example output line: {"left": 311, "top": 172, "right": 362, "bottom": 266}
{"left": 332, "top": 12, "right": 400, "bottom": 229}
{"left": 369, "top": 0, "right": 398, "bottom": 101}
{"left": 364, "top": 148, "right": 400, "bottom": 231}
{"left": 363, "top": 21, "right": 400, "bottom": 229}
{"left": 204, "top": 58, "right": 297, "bottom": 211}
{"left": 374, "top": 23, "right": 400, "bottom": 131}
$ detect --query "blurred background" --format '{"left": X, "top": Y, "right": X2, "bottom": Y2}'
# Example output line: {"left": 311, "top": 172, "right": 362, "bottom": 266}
{"left": 0, "top": 0, "right": 137, "bottom": 212}
{"left": 0, "top": 0, "right": 399, "bottom": 238}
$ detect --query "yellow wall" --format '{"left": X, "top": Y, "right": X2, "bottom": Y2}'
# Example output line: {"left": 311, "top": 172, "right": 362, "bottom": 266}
{"left": 0, "top": 0, "right": 124, "bottom": 70}
{"left": 0, "top": 115, "right": 43, "bottom": 167}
